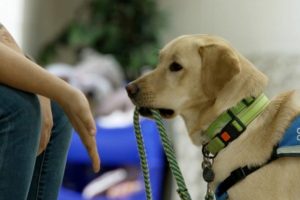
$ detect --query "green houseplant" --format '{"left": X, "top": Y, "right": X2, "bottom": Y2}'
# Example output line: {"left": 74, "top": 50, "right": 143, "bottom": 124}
{"left": 38, "top": 0, "right": 165, "bottom": 80}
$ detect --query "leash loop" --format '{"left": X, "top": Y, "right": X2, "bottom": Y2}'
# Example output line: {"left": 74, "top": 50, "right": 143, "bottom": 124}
{"left": 133, "top": 107, "right": 192, "bottom": 200}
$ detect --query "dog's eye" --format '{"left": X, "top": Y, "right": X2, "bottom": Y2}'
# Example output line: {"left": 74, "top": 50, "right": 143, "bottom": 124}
{"left": 169, "top": 62, "right": 183, "bottom": 72}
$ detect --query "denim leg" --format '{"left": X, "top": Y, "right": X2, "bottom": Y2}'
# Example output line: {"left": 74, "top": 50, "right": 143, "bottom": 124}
{"left": 27, "top": 101, "right": 72, "bottom": 200}
{"left": 0, "top": 85, "right": 41, "bottom": 200}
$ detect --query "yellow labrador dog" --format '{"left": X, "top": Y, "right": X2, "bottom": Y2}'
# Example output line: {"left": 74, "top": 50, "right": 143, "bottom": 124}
{"left": 126, "top": 35, "right": 300, "bottom": 200}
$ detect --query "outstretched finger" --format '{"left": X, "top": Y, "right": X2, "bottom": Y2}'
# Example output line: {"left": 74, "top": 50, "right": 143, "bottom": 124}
{"left": 80, "top": 134, "right": 101, "bottom": 173}
{"left": 72, "top": 115, "right": 101, "bottom": 172}
{"left": 86, "top": 137, "right": 101, "bottom": 173}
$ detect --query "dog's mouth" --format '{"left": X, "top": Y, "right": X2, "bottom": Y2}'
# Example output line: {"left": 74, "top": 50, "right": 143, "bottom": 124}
{"left": 138, "top": 107, "right": 175, "bottom": 119}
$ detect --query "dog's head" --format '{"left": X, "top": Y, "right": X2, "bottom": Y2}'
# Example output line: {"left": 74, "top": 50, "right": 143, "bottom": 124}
{"left": 126, "top": 35, "right": 268, "bottom": 145}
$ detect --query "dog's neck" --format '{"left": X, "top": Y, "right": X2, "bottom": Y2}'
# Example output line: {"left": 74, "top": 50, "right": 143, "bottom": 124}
{"left": 181, "top": 90, "right": 266, "bottom": 146}
{"left": 203, "top": 94, "right": 270, "bottom": 155}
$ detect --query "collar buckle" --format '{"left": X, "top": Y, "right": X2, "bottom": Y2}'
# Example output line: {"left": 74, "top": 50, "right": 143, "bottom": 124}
{"left": 205, "top": 113, "right": 247, "bottom": 155}
{"left": 203, "top": 94, "right": 270, "bottom": 156}
{"left": 218, "top": 111, "right": 247, "bottom": 144}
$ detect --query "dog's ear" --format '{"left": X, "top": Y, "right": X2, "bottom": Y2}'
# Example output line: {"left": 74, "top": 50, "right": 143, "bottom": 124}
{"left": 199, "top": 44, "right": 241, "bottom": 98}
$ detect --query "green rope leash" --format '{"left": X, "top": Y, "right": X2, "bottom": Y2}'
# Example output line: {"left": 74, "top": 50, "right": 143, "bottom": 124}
{"left": 133, "top": 107, "right": 192, "bottom": 200}
{"left": 133, "top": 108, "right": 153, "bottom": 200}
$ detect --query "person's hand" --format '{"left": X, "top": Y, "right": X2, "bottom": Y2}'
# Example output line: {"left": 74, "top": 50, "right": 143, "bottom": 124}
{"left": 37, "top": 95, "right": 53, "bottom": 155}
{"left": 58, "top": 87, "right": 100, "bottom": 172}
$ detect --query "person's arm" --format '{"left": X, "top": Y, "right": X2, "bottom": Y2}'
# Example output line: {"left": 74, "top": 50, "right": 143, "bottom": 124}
{"left": 0, "top": 24, "right": 56, "bottom": 155}
{"left": 0, "top": 23, "right": 23, "bottom": 53}
{"left": 0, "top": 42, "right": 72, "bottom": 99}
{"left": 0, "top": 30, "right": 100, "bottom": 172}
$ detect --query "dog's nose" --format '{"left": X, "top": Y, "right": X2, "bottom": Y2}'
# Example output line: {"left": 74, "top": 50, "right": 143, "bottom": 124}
{"left": 126, "top": 83, "right": 139, "bottom": 98}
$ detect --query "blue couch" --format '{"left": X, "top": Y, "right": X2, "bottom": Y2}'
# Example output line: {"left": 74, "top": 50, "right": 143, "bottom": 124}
{"left": 59, "top": 119, "right": 166, "bottom": 200}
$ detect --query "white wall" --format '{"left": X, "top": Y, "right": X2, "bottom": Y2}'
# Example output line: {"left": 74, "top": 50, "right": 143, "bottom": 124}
{"left": 0, "top": 0, "right": 84, "bottom": 56}
{"left": 22, "top": 0, "right": 84, "bottom": 57}
{"left": 3, "top": 0, "right": 300, "bottom": 57}
{"left": 159, "top": 0, "right": 300, "bottom": 55}
{"left": 0, "top": 0, "right": 24, "bottom": 46}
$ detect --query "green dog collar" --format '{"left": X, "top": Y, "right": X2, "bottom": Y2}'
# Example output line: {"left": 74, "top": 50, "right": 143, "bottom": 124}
{"left": 204, "top": 94, "right": 270, "bottom": 155}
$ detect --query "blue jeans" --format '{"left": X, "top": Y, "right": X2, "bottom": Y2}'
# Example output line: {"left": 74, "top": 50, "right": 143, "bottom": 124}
{"left": 0, "top": 85, "right": 72, "bottom": 200}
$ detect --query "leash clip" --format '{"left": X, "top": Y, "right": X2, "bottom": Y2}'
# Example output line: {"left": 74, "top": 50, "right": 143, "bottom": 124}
{"left": 202, "top": 143, "right": 217, "bottom": 159}
{"left": 202, "top": 145, "right": 216, "bottom": 199}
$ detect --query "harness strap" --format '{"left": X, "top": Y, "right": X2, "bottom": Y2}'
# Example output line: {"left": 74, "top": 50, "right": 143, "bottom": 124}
{"left": 215, "top": 165, "right": 260, "bottom": 198}
{"left": 215, "top": 147, "right": 278, "bottom": 199}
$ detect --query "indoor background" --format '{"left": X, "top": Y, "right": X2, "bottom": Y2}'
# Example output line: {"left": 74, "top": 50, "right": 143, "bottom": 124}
{"left": 1, "top": 0, "right": 300, "bottom": 200}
